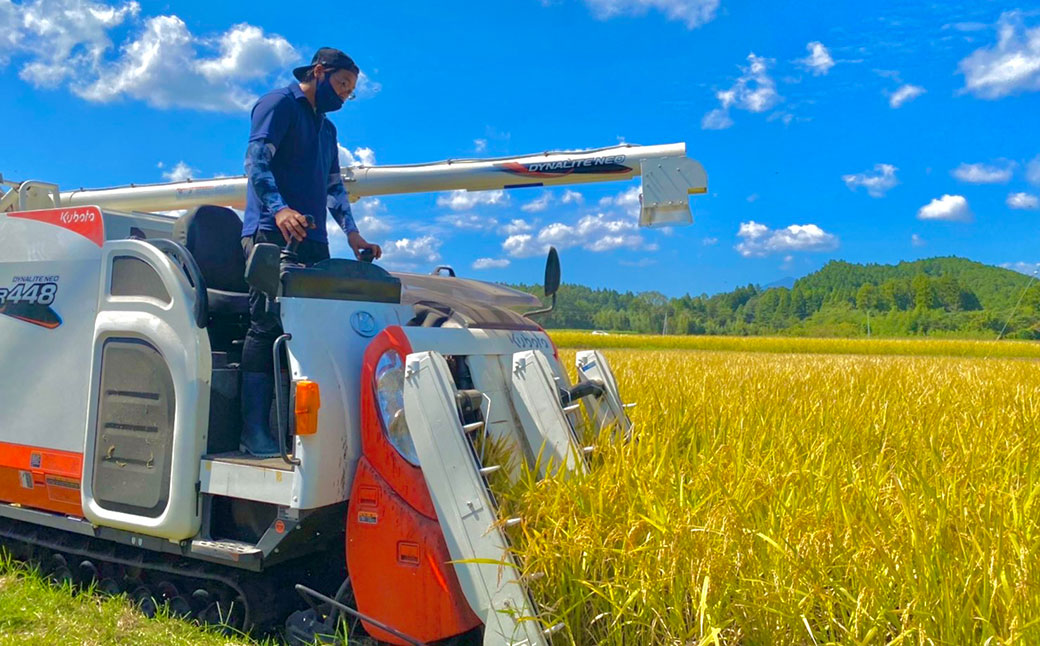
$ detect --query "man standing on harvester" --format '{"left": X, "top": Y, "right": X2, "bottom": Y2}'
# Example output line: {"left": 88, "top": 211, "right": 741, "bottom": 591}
{"left": 240, "top": 47, "right": 383, "bottom": 457}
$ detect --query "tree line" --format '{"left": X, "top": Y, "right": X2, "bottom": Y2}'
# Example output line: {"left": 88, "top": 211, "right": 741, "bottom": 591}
{"left": 510, "top": 257, "right": 1040, "bottom": 339}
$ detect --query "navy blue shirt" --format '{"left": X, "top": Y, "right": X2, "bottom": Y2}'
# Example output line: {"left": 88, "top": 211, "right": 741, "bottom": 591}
{"left": 243, "top": 84, "right": 340, "bottom": 243}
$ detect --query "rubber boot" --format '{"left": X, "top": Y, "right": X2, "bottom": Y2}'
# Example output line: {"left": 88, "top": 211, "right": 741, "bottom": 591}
{"left": 240, "top": 371, "right": 281, "bottom": 458}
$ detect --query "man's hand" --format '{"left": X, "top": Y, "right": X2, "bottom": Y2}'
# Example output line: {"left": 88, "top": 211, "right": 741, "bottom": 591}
{"left": 348, "top": 231, "right": 382, "bottom": 260}
{"left": 275, "top": 207, "right": 313, "bottom": 243}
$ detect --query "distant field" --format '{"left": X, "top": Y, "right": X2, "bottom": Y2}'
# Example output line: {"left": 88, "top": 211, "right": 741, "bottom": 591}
{"left": 501, "top": 347, "right": 1040, "bottom": 645}
{"left": 549, "top": 330, "right": 1040, "bottom": 358}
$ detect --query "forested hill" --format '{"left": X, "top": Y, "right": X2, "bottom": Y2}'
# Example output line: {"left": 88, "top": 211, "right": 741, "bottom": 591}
{"left": 509, "top": 256, "right": 1040, "bottom": 339}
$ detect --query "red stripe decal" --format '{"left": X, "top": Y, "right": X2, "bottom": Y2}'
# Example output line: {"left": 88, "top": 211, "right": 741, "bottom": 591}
{"left": 8, "top": 206, "right": 104, "bottom": 247}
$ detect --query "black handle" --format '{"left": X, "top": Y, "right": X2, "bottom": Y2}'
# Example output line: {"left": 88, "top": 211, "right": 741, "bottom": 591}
{"left": 358, "top": 248, "right": 375, "bottom": 263}
{"left": 147, "top": 238, "right": 208, "bottom": 328}
{"left": 282, "top": 215, "right": 316, "bottom": 260}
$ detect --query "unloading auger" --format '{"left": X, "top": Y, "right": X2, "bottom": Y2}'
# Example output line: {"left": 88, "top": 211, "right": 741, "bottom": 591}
{"left": 0, "top": 142, "right": 705, "bottom": 644}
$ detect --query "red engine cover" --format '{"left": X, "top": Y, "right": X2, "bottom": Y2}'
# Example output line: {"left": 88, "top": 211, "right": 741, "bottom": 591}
{"left": 347, "top": 457, "right": 480, "bottom": 644}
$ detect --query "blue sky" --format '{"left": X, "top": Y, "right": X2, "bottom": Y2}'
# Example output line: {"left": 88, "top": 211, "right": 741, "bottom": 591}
{"left": 1, "top": 0, "right": 1038, "bottom": 296}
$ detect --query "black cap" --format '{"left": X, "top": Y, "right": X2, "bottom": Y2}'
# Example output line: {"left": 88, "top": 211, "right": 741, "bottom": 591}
{"left": 293, "top": 47, "right": 359, "bottom": 81}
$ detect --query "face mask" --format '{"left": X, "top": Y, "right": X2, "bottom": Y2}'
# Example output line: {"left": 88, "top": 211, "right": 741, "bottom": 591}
{"left": 315, "top": 71, "right": 344, "bottom": 113}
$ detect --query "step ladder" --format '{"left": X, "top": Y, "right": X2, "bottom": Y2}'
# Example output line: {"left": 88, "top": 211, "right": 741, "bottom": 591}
{"left": 574, "top": 350, "right": 634, "bottom": 440}
{"left": 403, "top": 351, "right": 552, "bottom": 646}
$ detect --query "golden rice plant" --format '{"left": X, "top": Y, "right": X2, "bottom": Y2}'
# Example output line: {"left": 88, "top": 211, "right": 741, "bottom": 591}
{"left": 498, "top": 348, "right": 1040, "bottom": 645}
{"left": 549, "top": 331, "right": 1040, "bottom": 359}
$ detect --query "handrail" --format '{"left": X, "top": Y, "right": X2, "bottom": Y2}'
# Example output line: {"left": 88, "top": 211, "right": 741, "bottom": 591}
{"left": 273, "top": 333, "right": 300, "bottom": 466}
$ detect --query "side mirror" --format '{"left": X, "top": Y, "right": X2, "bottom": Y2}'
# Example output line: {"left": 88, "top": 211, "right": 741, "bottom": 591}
{"left": 245, "top": 242, "right": 281, "bottom": 298}
{"left": 544, "top": 246, "right": 561, "bottom": 297}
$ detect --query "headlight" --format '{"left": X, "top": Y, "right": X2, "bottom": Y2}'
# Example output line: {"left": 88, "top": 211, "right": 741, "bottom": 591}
{"left": 374, "top": 349, "right": 419, "bottom": 466}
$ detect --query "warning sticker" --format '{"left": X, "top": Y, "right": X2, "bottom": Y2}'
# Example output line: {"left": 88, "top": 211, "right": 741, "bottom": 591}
{"left": 357, "top": 511, "right": 378, "bottom": 525}
{"left": 19, "top": 471, "right": 33, "bottom": 489}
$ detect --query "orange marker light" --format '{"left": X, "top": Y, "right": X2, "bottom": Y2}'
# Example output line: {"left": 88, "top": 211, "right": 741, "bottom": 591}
{"left": 294, "top": 380, "right": 321, "bottom": 436}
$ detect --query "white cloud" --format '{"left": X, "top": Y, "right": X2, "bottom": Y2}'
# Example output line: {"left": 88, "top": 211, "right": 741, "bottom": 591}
{"left": 734, "top": 221, "right": 839, "bottom": 257}
{"left": 381, "top": 235, "right": 442, "bottom": 271}
{"left": 357, "top": 215, "right": 393, "bottom": 237}
{"left": 161, "top": 160, "right": 196, "bottom": 182}
{"left": 472, "top": 257, "right": 510, "bottom": 270}
{"left": 702, "top": 236, "right": 719, "bottom": 246}
{"left": 888, "top": 84, "right": 925, "bottom": 108}
{"left": 473, "top": 138, "right": 488, "bottom": 153}
{"left": 0, "top": 2, "right": 306, "bottom": 111}
{"left": 353, "top": 197, "right": 386, "bottom": 219}
{"left": 842, "top": 164, "right": 899, "bottom": 197}
{"left": 521, "top": 192, "right": 553, "bottom": 213}
{"left": 1027, "top": 156, "right": 1040, "bottom": 186}
{"left": 338, "top": 144, "right": 377, "bottom": 168}
{"left": 502, "top": 213, "right": 654, "bottom": 258}
{"left": 598, "top": 185, "right": 641, "bottom": 217}
{"left": 352, "top": 198, "right": 393, "bottom": 237}
{"left": 958, "top": 11, "right": 1040, "bottom": 99}
{"left": 1007, "top": 192, "right": 1039, "bottom": 210}
{"left": 499, "top": 219, "right": 532, "bottom": 235}
{"left": 911, "top": 233, "right": 926, "bottom": 247}
{"left": 1, "top": 0, "right": 139, "bottom": 86}
{"left": 700, "top": 108, "right": 733, "bottom": 130}
{"left": 917, "top": 194, "right": 973, "bottom": 222}
{"left": 582, "top": 0, "right": 719, "bottom": 29}
{"left": 952, "top": 162, "right": 1014, "bottom": 184}
{"left": 435, "top": 213, "right": 499, "bottom": 232}
{"left": 561, "top": 189, "right": 584, "bottom": 205}
{"left": 1001, "top": 261, "right": 1040, "bottom": 275}
{"left": 501, "top": 234, "right": 541, "bottom": 258}
{"left": 798, "top": 41, "right": 834, "bottom": 76}
{"left": 436, "top": 189, "right": 509, "bottom": 211}
{"left": 355, "top": 71, "right": 381, "bottom": 99}
{"left": 353, "top": 147, "right": 376, "bottom": 167}
{"left": 701, "top": 53, "right": 780, "bottom": 130}
{"left": 77, "top": 17, "right": 298, "bottom": 111}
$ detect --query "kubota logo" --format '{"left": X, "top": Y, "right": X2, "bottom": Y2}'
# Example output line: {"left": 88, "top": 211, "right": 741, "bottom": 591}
{"left": 59, "top": 209, "right": 95, "bottom": 225}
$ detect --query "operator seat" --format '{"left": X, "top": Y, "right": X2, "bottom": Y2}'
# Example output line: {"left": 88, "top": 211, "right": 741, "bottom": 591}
{"left": 172, "top": 205, "right": 250, "bottom": 318}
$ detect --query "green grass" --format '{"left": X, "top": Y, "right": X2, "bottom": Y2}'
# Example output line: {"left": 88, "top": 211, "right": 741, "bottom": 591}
{"left": 549, "top": 330, "right": 1040, "bottom": 359}
{"left": 0, "top": 554, "right": 256, "bottom": 646}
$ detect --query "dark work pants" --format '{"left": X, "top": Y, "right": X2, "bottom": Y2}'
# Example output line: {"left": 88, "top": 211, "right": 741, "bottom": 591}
{"left": 240, "top": 229, "right": 330, "bottom": 374}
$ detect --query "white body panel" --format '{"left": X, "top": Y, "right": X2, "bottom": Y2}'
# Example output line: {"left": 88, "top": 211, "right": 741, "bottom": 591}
{"left": 279, "top": 297, "right": 412, "bottom": 509}
{"left": 403, "top": 351, "right": 547, "bottom": 646}
{"left": 0, "top": 212, "right": 103, "bottom": 453}
{"left": 200, "top": 458, "right": 294, "bottom": 507}
{"left": 575, "top": 350, "right": 633, "bottom": 439}
{"left": 80, "top": 240, "right": 211, "bottom": 541}
{"left": 509, "top": 351, "right": 586, "bottom": 477}
{"left": 406, "top": 327, "right": 563, "bottom": 478}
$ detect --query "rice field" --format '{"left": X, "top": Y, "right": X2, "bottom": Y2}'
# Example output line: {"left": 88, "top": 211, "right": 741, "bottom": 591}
{"left": 3, "top": 333, "right": 1038, "bottom": 644}
{"left": 496, "top": 334, "right": 1040, "bottom": 645}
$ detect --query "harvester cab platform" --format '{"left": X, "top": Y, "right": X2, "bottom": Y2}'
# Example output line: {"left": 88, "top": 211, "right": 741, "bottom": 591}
{"left": 0, "top": 142, "right": 704, "bottom": 644}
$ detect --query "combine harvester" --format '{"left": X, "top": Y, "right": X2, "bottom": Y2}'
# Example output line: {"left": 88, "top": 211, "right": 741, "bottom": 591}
{"left": 0, "top": 143, "right": 706, "bottom": 645}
